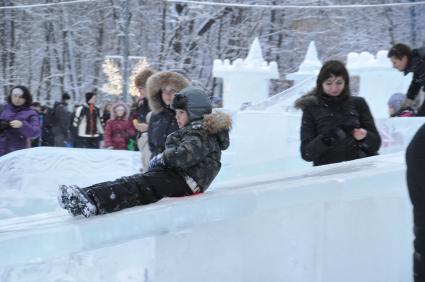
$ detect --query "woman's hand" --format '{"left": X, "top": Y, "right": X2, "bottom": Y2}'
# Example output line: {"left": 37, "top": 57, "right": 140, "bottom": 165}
{"left": 135, "top": 122, "right": 148, "bottom": 132}
{"left": 353, "top": 128, "right": 367, "bottom": 141}
{"left": 10, "top": 120, "right": 23, "bottom": 128}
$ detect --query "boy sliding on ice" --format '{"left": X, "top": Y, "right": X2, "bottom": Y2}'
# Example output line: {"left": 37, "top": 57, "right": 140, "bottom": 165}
{"left": 58, "top": 86, "right": 231, "bottom": 217}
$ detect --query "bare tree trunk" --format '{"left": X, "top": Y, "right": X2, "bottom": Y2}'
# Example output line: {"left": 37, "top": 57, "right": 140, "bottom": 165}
{"left": 92, "top": 9, "right": 105, "bottom": 96}
{"left": 158, "top": 1, "right": 167, "bottom": 68}
{"left": 63, "top": 10, "right": 79, "bottom": 101}
{"left": 50, "top": 20, "right": 65, "bottom": 102}
{"left": 384, "top": 7, "right": 396, "bottom": 46}
{"left": 409, "top": 0, "right": 417, "bottom": 46}
{"left": 0, "top": 0, "right": 16, "bottom": 99}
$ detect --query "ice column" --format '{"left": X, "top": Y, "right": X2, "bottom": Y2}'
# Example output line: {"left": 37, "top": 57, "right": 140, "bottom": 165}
{"left": 286, "top": 41, "right": 322, "bottom": 85}
{"left": 347, "top": 50, "right": 412, "bottom": 118}
{"left": 213, "top": 37, "right": 279, "bottom": 110}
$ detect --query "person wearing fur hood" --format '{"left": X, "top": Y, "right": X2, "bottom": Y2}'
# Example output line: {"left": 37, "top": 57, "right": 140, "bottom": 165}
{"left": 146, "top": 70, "right": 190, "bottom": 157}
{"left": 103, "top": 101, "right": 135, "bottom": 150}
{"left": 58, "top": 86, "right": 232, "bottom": 217}
{"left": 294, "top": 60, "right": 381, "bottom": 166}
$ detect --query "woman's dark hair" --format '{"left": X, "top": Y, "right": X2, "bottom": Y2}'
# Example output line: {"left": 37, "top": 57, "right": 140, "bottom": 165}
{"left": 315, "top": 60, "right": 351, "bottom": 98}
{"left": 388, "top": 43, "right": 412, "bottom": 60}
{"left": 7, "top": 85, "right": 33, "bottom": 107}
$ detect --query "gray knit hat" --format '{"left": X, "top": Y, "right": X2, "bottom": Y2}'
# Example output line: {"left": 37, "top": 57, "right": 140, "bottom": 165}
{"left": 172, "top": 86, "right": 212, "bottom": 122}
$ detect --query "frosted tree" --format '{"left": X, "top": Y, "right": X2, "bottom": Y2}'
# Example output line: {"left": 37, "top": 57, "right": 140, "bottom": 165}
{"left": 102, "top": 58, "right": 122, "bottom": 96}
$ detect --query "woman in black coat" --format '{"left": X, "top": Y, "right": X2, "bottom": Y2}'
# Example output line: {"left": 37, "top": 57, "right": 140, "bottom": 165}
{"left": 294, "top": 60, "right": 381, "bottom": 166}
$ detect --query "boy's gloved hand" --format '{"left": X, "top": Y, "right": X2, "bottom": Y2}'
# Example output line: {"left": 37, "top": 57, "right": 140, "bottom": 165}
{"left": 148, "top": 153, "right": 164, "bottom": 170}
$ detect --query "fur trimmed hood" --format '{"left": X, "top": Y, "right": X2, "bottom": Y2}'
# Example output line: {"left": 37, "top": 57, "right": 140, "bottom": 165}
{"left": 110, "top": 101, "right": 130, "bottom": 120}
{"left": 146, "top": 71, "right": 190, "bottom": 113}
{"left": 203, "top": 110, "right": 232, "bottom": 134}
{"left": 203, "top": 110, "right": 232, "bottom": 150}
{"left": 294, "top": 90, "right": 318, "bottom": 110}
{"left": 294, "top": 88, "right": 350, "bottom": 110}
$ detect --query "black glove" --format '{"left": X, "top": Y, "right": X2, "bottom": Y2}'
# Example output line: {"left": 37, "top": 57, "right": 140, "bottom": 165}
{"left": 0, "top": 120, "right": 11, "bottom": 133}
{"left": 322, "top": 127, "right": 347, "bottom": 146}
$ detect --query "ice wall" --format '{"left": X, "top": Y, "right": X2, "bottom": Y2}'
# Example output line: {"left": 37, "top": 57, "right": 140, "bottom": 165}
{"left": 0, "top": 147, "right": 140, "bottom": 219}
{"left": 0, "top": 151, "right": 414, "bottom": 282}
{"left": 213, "top": 37, "right": 279, "bottom": 110}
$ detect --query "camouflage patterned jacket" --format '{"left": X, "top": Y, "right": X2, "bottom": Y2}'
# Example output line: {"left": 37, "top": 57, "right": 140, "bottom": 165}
{"left": 162, "top": 111, "right": 232, "bottom": 192}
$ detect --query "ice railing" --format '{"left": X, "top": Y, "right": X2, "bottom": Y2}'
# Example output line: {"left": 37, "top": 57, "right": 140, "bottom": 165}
{"left": 242, "top": 76, "right": 316, "bottom": 112}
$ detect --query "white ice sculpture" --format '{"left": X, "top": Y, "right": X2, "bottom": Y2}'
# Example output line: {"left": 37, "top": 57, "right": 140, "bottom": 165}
{"left": 347, "top": 50, "right": 412, "bottom": 119}
{"left": 213, "top": 37, "right": 279, "bottom": 110}
{"left": 286, "top": 41, "right": 322, "bottom": 85}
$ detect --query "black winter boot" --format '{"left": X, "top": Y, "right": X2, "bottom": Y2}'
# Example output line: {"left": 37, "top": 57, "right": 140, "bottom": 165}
{"left": 58, "top": 185, "right": 98, "bottom": 217}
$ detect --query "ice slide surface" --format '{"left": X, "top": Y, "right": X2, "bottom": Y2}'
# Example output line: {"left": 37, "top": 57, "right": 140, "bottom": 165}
{"left": 0, "top": 147, "right": 414, "bottom": 282}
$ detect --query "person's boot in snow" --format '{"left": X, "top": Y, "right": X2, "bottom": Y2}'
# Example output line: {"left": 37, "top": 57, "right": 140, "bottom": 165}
{"left": 57, "top": 185, "right": 97, "bottom": 217}
{"left": 58, "top": 185, "right": 81, "bottom": 216}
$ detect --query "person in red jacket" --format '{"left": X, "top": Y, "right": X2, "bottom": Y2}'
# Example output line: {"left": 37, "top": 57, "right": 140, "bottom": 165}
{"left": 103, "top": 101, "right": 135, "bottom": 150}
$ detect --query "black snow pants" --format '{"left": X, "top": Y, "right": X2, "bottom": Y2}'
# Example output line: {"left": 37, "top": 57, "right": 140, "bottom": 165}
{"left": 406, "top": 123, "right": 425, "bottom": 282}
{"left": 82, "top": 167, "right": 194, "bottom": 215}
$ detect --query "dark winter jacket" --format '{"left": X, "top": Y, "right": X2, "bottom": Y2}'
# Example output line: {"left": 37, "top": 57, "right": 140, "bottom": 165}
{"left": 406, "top": 123, "right": 425, "bottom": 208}
{"left": 405, "top": 47, "right": 425, "bottom": 100}
{"left": 148, "top": 108, "right": 179, "bottom": 156}
{"left": 130, "top": 97, "right": 150, "bottom": 139}
{"left": 104, "top": 102, "right": 135, "bottom": 150}
{"left": 295, "top": 92, "right": 381, "bottom": 166}
{"left": 146, "top": 71, "right": 190, "bottom": 156}
{"left": 0, "top": 103, "right": 40, "bottom": 157}
{"left": 162, "top": 111, "right": 231, "bottom": 191}
{"left": 405, "top": 123, "right": 425, "bottom": 279}
{"left": 130, "top": 97, "right": 150, "bottom": 125}
{"left": 71, "top": 103, "right": 104, "bottom": 138}
{"left": 51, "top": 101, "right": 71, "bottom": 141}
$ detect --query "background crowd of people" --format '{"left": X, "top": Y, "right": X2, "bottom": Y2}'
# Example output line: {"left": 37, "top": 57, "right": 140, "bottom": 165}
{"left": 0, "top": 68, "right": 221, "bottom": 172}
